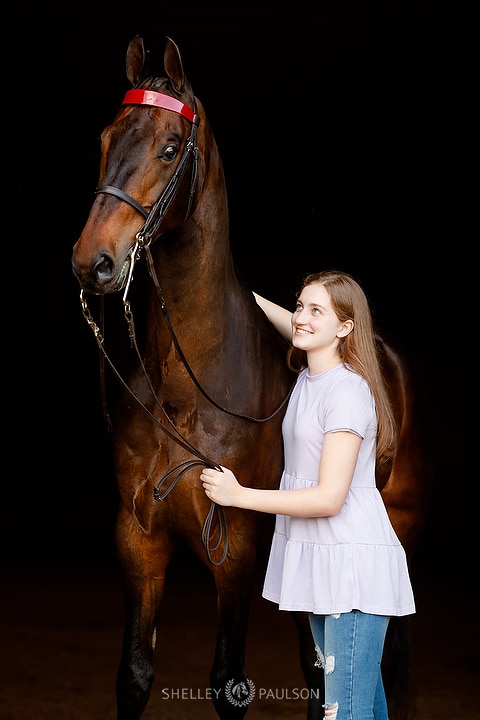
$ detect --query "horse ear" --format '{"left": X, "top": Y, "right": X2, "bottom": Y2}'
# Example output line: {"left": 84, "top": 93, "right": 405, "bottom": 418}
{"left": 126, "top": 34, "right": 146, "bottom": 86}
{"left": 164, "top": 36, "right": 186, "bottom": 94}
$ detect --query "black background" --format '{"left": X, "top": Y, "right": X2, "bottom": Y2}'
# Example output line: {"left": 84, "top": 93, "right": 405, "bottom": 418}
{"left": 5, "top": 4, "right": 476, "bottom": 586}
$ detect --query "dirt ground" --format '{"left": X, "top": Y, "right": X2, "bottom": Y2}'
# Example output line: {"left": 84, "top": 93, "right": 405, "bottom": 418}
{"left": 1, "top": 536, "right": 478, "bottom": 720}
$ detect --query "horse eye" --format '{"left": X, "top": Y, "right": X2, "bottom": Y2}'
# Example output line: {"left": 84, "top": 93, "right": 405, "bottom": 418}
{"left": 160, "top": 144, "right": 178, "bottom": 161}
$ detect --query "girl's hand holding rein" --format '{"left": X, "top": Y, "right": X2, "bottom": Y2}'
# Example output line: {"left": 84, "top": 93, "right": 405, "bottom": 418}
{"left": 201, "top": 466, "right": 243, "bottom": 507}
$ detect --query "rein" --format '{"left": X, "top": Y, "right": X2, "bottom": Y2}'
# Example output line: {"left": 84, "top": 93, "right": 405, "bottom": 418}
{"left": 81, "top": 283, "right": 228, "bottom": 566}
{"left": 144, "top": 246, "right": 294, "bottom": 423}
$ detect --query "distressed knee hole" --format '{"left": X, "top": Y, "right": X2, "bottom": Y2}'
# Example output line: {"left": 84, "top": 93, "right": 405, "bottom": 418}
{"left": 323, "top": 701, "right": 339, "bottom": 719}
{"left": 314, "top": 645, "right": 335, "bottom": 674}
{"left": 324, "top": 653, "right": 335, "bottom": 674}
{"left": 314, "top": 644, "right": 325, "bottom": 669}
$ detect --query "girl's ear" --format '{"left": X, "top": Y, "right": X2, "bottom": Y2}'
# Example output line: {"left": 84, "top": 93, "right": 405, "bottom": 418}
{"left": 337, "top": 320, "right": 354, "bottom": 338}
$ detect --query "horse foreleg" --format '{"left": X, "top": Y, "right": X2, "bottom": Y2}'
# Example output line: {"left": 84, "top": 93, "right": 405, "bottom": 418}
{"left": 209, "top": 568, "right": 254, "bottom": 720}
{"left": 116, "top": 597, "right": 156, "bottom": 720}
{"left": 114, "top": 508, "right": 171, "bottom": 720}
{"left": 290, "top": 611, "right": 325, "bottom": 720}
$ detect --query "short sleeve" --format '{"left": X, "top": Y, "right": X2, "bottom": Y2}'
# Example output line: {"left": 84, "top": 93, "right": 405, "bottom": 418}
{"left": 323, "top": 373, "right": 375, "bottom": 438}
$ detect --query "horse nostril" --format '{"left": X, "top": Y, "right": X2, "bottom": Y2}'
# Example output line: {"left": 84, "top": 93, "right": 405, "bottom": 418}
{"left": 94, "top": 254, "right": 115, "bottom": 281}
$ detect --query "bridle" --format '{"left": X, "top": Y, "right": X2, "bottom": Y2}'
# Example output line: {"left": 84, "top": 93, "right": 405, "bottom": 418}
{"left": 80, "top": 89, "right": 293, "bottom": 564}
{"left": 97, "top": 89, "right": 200, "bottom": 248}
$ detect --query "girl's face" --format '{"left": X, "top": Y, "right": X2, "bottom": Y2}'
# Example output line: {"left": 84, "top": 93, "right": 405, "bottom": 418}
{"left": 291, "top": 283, "right": 352, "bottom": 354}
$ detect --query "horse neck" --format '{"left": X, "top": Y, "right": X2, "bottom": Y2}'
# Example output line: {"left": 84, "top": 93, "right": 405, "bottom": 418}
{"left": 144, "top": 170, "right": 240, "bottom": 350}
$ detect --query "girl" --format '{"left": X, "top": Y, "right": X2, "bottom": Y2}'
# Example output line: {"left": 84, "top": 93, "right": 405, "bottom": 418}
{"left": 200, "top": 270, "right": 415, "bottom": 719}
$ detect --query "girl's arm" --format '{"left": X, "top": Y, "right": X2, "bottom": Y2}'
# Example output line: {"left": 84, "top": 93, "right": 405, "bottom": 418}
{"left": 200, "top": 431, "right": 362, "bottom": 517}
{"left": 253, "top": 292, "right": 293, "bottom": 341}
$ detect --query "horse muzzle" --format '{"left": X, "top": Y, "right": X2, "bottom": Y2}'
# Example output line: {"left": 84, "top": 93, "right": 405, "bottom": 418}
{"left": 71, "top": 245, "right": 136, "bottom": 295}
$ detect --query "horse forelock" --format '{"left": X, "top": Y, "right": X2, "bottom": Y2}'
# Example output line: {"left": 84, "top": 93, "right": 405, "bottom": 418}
{"left": 140, "top": 75, "right": 195, "bottom": 106}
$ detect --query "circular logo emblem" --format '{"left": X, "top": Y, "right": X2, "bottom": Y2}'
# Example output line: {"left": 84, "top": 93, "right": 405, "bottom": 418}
{"left": 224, "top": 678, "right": 256, "bottom": 707}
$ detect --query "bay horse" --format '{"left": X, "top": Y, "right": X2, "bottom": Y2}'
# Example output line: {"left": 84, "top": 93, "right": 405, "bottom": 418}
{"left": 71, "top": 35, "right": 431, "bottom": 720}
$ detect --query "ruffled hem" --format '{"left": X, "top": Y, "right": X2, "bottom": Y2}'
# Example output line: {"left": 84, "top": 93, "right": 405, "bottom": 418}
{"left": 262, "top": 535, "right": 416, "bottom": 617}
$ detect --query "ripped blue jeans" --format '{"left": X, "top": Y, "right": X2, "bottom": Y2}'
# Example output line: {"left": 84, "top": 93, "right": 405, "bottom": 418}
{"left": 309, "top": 610, "right": 390, "bottom": 720}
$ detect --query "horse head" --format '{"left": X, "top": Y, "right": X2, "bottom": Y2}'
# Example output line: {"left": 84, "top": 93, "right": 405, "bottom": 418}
{"left": 71, "top": 35, "right": 216, "bottom": 295}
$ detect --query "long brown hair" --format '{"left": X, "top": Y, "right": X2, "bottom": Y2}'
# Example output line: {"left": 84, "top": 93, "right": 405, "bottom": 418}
{"left": 287, "top": 270, "right": 398, "bottom": 463}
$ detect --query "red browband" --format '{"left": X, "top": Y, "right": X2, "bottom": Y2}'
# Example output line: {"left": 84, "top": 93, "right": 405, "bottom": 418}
{"left": 122, "top": 89, "right": 199, "bottom": 125}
